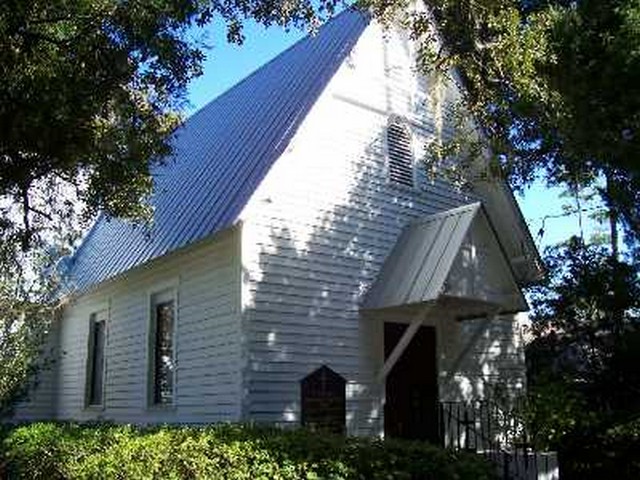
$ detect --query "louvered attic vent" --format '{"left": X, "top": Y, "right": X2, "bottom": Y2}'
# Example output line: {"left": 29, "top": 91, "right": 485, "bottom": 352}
{"left": 387, "top": 120, "right": 414, "bottom": 187}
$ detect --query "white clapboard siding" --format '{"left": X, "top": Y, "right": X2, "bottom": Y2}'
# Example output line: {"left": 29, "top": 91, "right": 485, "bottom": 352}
{"left": 15, "top": 16, "right": 527, "bottom": 432}
{"left": 439, "top": 314, "right": 528, "bottom": 402}
{"left": 238, "top": 21, "right": 490, "bottom": 436}
{"left": 50, "top": 227, "right": 242, "bottom": 423}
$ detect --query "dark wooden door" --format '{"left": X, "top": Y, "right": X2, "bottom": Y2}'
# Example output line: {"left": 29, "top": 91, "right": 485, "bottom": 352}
{"left": 384, "top": 322, "right": 438, "bottom": 442}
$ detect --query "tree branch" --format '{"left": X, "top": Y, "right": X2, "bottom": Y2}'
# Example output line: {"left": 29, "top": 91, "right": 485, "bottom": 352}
{"left": 19, "top": 29, "right": 71, "bottom": 48}
{"left": 20, "top": 186, "right": 31, "bottom": 252}
{"left": 25, "top": 205, "right": 53, "bottom": 222}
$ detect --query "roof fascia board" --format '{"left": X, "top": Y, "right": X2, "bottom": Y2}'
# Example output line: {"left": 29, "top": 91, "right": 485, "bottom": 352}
{"left": 475, "top": 204, "right": 530, "bottom": 311}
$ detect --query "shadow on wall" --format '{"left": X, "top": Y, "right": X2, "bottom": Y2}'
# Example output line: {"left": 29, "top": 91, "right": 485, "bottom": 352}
{"left": 444, "top": 314, "right": 526, "bottom": 401}
{"left": 243, "top": 132, "right": 398, "bottom": 435}
{"left": 240, "top": 121, "right": 517, "bottom": 436}
{"left": 240, "top": 22, "right": 522, "bottom": 435}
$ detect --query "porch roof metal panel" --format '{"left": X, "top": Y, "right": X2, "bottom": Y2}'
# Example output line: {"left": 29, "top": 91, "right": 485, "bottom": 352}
{"left": 363, "top": 202, "right": 528, "bottom": 313}
{"left": 363, "top": 203, "right": 481, "bottom": 310}
{"left": 67, "top": 9, "right": 370, "bottom": 292}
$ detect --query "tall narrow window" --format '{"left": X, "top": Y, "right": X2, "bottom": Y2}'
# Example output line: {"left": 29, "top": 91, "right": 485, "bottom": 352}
{"left": 387, "top": 119, "right": 414, "bottom": 187}
{"left": 86, "top": 312, "right": 106, "bottom": 407}
{"left": 150, "top": 293, "right": 175, "bottom": 406}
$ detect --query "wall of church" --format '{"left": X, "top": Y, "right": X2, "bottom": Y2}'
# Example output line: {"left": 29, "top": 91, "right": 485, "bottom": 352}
{"left": 13, "top": 15, "right": 532, "bottom": 434}
{"left": 239, "top": 18, "right": 485, "bottom": 436}
{"left": 439, "top": 313, "right": 528, "bottom": 403}
{"left": 15, "top": 228, "right": 243, "bottom": 424}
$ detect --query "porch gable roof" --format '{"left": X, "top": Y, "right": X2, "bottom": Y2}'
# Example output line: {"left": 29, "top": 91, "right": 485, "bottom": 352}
{"left": 362, "top": 202, "right": 528, "bottom": 315}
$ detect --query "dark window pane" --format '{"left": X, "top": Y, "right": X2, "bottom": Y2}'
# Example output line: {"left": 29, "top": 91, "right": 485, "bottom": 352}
{"left": 153, "top": 300, "right": 174, "bottom": 405}
{"left": 301, "top": 365, "right": 346, "bottom": 434}
{"left": 88, "top": 319, "right": 106, "bottom": 406}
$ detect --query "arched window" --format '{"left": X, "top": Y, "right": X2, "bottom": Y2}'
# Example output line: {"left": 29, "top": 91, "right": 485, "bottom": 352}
{"left": 387, "top": 118, "right": 414, "bottom": 187}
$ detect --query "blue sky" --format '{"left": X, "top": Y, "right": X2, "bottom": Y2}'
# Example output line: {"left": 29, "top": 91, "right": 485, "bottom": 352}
{"left": 187, "top": 20, "right": 306, "bottom": 114}
{"left": 185, "top": 19, "right": 603, "bottom": 253}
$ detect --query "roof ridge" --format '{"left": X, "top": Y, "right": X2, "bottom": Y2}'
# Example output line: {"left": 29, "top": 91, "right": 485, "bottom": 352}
{"left": 185, "top": 7, "right": 370, "bottom": 125}
{"left": 66, "top": 6, "right": 371, "bottom": 292}
{"left": 410, "top": 202, "right": 481, "bottom": 226}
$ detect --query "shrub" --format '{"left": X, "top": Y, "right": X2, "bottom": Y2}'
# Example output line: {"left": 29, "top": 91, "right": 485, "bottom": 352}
{"left": 558, "top": 416, "right": 640, "bottom": 480}
{"left": 0, "top": 422, "right": 496, "bottom": 479}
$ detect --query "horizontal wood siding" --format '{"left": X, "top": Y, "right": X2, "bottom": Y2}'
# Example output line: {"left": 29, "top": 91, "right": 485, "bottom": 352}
{"left": 53, "top": 228, "right": 241, "bottom": 423}
{"left": 239, "top": 21, "right": 485, "bottom": 436}
{"left": 439, "top": 314, "right": 528, "bottom": 402}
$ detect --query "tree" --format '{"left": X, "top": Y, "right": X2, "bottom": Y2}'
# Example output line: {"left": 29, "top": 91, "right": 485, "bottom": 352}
{"left": 528, "top": 238, "right": 640, "bottom": 384}
{"left": 0, "top": 0, "right": 339, "bottom": 414}
{"left": 524, "top": 237, "right": 640, "bottom": 477}
{"left": 0, "top": 245, "right": 61, "bottom": 417}
{"left": 0, "top": 0, "right": 338, "bottom": 259}
{"left": 362, "top": 0, "right": 639, "bottom": 244}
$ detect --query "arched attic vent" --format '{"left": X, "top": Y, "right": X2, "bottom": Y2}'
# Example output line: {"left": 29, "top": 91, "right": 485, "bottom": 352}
{"left": 387, "top": 117, "right": 415, "bottom": 188}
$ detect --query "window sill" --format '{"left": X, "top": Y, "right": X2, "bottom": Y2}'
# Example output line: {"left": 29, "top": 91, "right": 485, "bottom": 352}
{"left": 146, "top": 404, "right": 177, "bottom": 412}
{"left": 84, "top": 404, "right": 105, "bottom": 412}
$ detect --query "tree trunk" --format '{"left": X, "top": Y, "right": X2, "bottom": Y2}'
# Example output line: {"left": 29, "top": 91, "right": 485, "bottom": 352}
{"left": 605, "top": 172, "right": 623, "bottom": 337}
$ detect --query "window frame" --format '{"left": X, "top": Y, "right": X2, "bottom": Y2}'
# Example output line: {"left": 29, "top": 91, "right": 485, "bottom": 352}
{"left": 300, "top": 365, "right": 346, "bottom": 435}
{"left": 385, "top": 116, "right": 417, "bottom": 189}
{"left": 146, "top": 287, "right": 178, "bottom": 409}
{"left": 84, "top": 309, "right": 108, "bottom": 410}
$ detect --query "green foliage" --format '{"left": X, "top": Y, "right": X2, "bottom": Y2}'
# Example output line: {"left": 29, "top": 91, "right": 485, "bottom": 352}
{"left": 523, "top": 237, "right": 640, "bottom": 476}
{"left": 0, "top": 292, "right": 53, "bottom": 418}
{"left": 0, "top": 0, "right": 339, "bottom": 259}
{"left": 522, "top": 379, "right": 596, "bottom": 449}
{"left": 557, "top": 417, "right": 640, "bottom": 480}
{"left": 0, "top": 242, "right": 62, "bottom": 418}
{"left": 527, "top": 237, "right": 640, "bottom": 387}
{"left": 363, "top": 0, "right": 640, "bottom": 241}
{"left": 0, "top": 423, "right": 497, "bottom": 480}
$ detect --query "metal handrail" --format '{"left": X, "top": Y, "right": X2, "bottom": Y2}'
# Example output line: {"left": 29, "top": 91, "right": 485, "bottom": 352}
{"left": 439, "top": 400, "right": 527, "bottom": 451}
{"left": 438, "top": 400, "right": 543, "bottom": 480}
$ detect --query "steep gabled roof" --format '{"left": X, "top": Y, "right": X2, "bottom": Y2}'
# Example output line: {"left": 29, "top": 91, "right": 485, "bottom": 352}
{"left": 67, "top": 9, "right": 369, "bottom": 291}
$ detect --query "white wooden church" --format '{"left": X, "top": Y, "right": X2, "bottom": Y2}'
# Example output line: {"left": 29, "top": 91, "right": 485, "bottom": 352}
{"left": 17, "top": 8, "right": 543, "bottom": 440}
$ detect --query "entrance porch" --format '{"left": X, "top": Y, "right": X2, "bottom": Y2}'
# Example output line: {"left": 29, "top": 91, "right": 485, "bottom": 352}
{"left": 362, "top": 203, "right": 530, "bottom": 442}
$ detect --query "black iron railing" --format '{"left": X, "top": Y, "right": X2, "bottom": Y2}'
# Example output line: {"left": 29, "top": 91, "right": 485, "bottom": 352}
{"left": 438, "top": 401, "right": 558, "bottom": 480}
{"left": 438, "top": 400, "right": 526, "bottom": 451}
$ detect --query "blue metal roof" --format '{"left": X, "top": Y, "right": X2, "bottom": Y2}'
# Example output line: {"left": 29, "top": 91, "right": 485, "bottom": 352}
{"left": 68, "top": 9, "right": 369, "bottom": 291}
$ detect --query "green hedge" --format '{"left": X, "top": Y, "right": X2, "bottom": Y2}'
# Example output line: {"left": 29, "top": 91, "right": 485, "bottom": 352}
{"left": 0, "top": 423, "right": 496, "bottom": 479}
{"left": 558, "top": 416, "right": 640, "bottom": 480}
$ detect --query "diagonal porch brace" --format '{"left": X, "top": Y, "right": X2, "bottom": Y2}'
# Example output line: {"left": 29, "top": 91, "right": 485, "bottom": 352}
{"left": 377, "top": 305, "right": 433, "bottom": 383}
